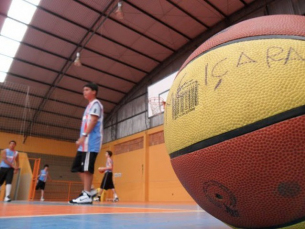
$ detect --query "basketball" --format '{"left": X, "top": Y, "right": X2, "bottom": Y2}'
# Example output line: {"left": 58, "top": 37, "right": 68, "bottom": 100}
{"left": 164, "top": 15, "right": 305, "bottom": 229}
{"left": 98, "top": 167, "right": 106, "bottom": 173}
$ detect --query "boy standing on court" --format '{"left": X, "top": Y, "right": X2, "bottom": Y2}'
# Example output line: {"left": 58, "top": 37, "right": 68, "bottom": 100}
{"left": 0, "top": 140, "right": 19, "bottom": 202}
{"left": 94, "top": 150, "right": 119, "bottom": 202}
{"left": 36, "top": 164, "right": 51, "bottom": 201}
{"left": 70, "top": 82, "right": 103, "bottom": 204}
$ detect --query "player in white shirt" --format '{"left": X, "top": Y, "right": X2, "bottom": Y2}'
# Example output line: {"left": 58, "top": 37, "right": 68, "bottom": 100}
{"left": 70, "top": 82, "right": 103, "bottom": 204}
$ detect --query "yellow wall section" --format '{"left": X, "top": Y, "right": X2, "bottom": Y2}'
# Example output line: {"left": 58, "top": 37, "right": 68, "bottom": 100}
{"left": 148, "top": 144, "right": 193, "bottom": 201}
{"left": 0, "top": 132, "right": 76, "bottom": 157}
{"left": 98, "top": 126, "right": 194, "bottom": 202}
{"left": 16, "top": 152, "right": 32, "bottom": 200}
{"left": 0, "top": 127, "right": 194, "bottom": 202}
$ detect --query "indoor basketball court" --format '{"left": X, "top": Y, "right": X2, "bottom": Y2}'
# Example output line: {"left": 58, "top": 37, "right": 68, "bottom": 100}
{"left": 0, "top": 0, "right": 304, "bottom": 228}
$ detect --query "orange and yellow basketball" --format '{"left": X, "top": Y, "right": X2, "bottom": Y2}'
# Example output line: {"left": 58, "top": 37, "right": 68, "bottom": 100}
{"left": 164, "top": 15, "right": 305, "bottom": 228}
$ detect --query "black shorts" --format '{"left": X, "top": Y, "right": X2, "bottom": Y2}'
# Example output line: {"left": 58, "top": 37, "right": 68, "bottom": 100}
{"left": 71, "top": 151, "right": 98, "bottom": 174}
{"left": 36, "top": 180, "right": 46, "bottom": 190}
{"left": 100, "top": 172, "right": 115, "bottom": 190}
{"left": 0, "top": 167, "right": 14, "bottom": 185}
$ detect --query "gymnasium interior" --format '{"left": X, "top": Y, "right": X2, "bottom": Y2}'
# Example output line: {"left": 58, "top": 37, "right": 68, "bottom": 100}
{"left": 0, "top": 0, "right": 304, "bottom": 228}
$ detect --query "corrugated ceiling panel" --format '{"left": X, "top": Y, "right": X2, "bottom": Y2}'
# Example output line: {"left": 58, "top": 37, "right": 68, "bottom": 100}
{"left": 0, "top": 87, "right": 43, "bottom": 108}
{"left": 30, "top": 9, "right": 87, "bottom": 44}
{"left": 5, "top": 74, "right": 50, "bottom": 96}
{"left": 0, "top": 117, "right": 28, "bottom": 134}
{"left": 67, "top": 65, "right": 135, "bottom": 93}
{"left": 210, "top": 0, "right": 244, "bottom": 16}
{"left": 78, "top": 0, "right": 113, "bottom": 12}
{"left": 58, "top": 77, "right": 125, "bottom": 103}
{"left": 40, "top": 0, "right": 100, "bottom": 28}
{"left": 0, "top": 103, "right": 35, "bottom": 121}
{"left": 49, "top": 88, "right": 87, "bottom": 107}
{"left": 36, "top": 112, "right": 80, "bottom": 130}
{"left": 22, "top": 27, "right": 76, "bottom": 58}
{"left": 80, "top": 49, "right": 146, "bottom": 82}
{"left": 9, "top": 60, "right": 57, "bottom": 84}
{"left": 171, "top": 0, "right": 223, "bottom": 27}
{"left": 130, "top": 35, "right": 172, "bottom": 61}
{"left": 118, "top": 3, "right": 189, "bottom": 50}
{"left": 145, "top": 21, "right": 189, "bottom": 49}
{"left": 43, "top": 100, "right": 84, "bottom": 118}
{"left": 58, "top": 128, "right": 80, "bottom": 141}
{"left": 98, "top": 19, "right": 173, "bottom": 61}
{"left": 87, "top": 35, "right": 159, "bottom": 72}
{"left": 49, "top": 87, "right": 116, "bottom": 113}
{"left": 132, "top": 0, "right": 206, "bottom": 38}
{"left": 15, "top": 44, "right": 66, "bottom": 71}
{"left": 104, "top": 62, "right": 146, "bottom": 83}
{"left": 30, "top": 123, "right": 76, "bottom": 141}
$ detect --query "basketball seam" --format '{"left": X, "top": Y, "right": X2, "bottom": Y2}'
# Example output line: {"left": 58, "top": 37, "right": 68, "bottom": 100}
{"left": 170, "top": 105, "right": 305, "bottom": 159}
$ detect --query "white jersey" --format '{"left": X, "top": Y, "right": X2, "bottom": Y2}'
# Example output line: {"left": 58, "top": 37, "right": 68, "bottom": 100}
{"left": 78, "top": 99, "right": 103, "bottom": 153}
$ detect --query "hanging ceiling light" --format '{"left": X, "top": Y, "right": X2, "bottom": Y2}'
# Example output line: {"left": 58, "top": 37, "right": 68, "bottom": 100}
{"left": 74, "top": 52, "right": 82, "bottom": 67}
{"left": 115, "top": 1, "right": 124, "bottom": 20}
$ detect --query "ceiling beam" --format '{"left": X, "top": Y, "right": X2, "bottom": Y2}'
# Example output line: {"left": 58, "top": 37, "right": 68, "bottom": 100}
{"left": 0, "top": 77, "right": 88, "bottom": 110}
{"left": 124, "top": 0, "right": 192, "bottom": 40}
{"left": 22, "top": 0, "right": 117, "bottom": 143}
{"left": 0, "top": 99, "right": 82, "bottom": 121}
{"left": 203, "top": 0, "right": 228, "bottom": 18}
{"left": 239, "top": 0, "right": 248, "bottom": 6}
{"left": 0, "top": 127, "right": 76, "bottom": 142}
{"left": 1, "top": 34, "right": 128, "bottom": 95}
{"left": 0, "top": 13, "right": 139, "bottom": 85}
{"left": 166, "top": 0, "right": 210, "bottom": 29}
{"left": 0, "top": 114, "right": 80, "bottom": 132}
{"left": 26, "top": 2, "right": 161, "bottom": 64}
{"left": 73, "top": 0, "right": 176, "bottom": 52}
{"left": 0, "top": 54, "right": 118, "bottom": 105}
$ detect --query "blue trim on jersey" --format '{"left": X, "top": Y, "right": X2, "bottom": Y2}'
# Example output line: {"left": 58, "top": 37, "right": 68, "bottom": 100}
{"left": 0, "top": 149, "right": 16, "bottom": 168}
{"left": 78, "top": 99, "right": 103, "bottom": 153}
{"left": 39, "top": 170, "right": 48, "bottom": 182}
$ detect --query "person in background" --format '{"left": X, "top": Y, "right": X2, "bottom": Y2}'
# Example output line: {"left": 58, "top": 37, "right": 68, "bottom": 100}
{"left": 36, "top": 164, "right": 51, "bottom": 201}
{"left": 0, "top": 140, "right": 19, "bottom": 202}
{"left": 94, "top": 150, "right": 119, "bottom": 202}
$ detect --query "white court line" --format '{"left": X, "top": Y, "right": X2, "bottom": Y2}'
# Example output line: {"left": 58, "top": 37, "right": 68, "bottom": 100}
{"left": 0, "top": 210, "right": 206, "bottom": 219}
{"left": 1, "top": 201, "right": 204, "bottom": 212}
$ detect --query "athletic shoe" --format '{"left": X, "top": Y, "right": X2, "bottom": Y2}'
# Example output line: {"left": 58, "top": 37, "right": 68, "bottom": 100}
{"left": 4, "top": 196, "right": 11, "bottom": 202}
{"left": 90, "top": 188, "right": 97, "bottom": 198}
{"left": 69, "top": 191, "right": 92, "bottom": 205}
{"left": 40, "top": 198, "right": 44, "bottom": 201}
{"left": 113, "top": 197, "right": 119, "bottom": 202}
{"left": 93, "top": 196, "right": 101, "bottom": 202}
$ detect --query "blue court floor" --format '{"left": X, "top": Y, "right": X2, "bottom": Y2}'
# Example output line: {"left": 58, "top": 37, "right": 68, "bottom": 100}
{"left": 0, "top": 201, "right": 230, "bottom": 229}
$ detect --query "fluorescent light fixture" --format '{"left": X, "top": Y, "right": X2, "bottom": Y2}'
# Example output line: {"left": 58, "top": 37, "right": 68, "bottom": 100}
{"left": 0, "top": 54, "right": 14, "bottom": 73}
{"left": 0, "top": 0, "right": 40, "bottom": 82}
{"left": 0, "top": 36, "right": 21, "bottom": 57}
{"left": 23, "top": 0, "right": 41, "bottom": 6}
{"left": 74, "top": 52, "right": 82, "bottom": 67}
{"left": 8, "top": 0, "right": 38, "bottom": 24}
{"left": 1, "top": 18, "right": 28, "bottom": 42}
{"left": 0, "top": 72, "right": 7, "bottom": 83}
{"left": 115, "top": 1, "right": 124, "bottom": 20}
